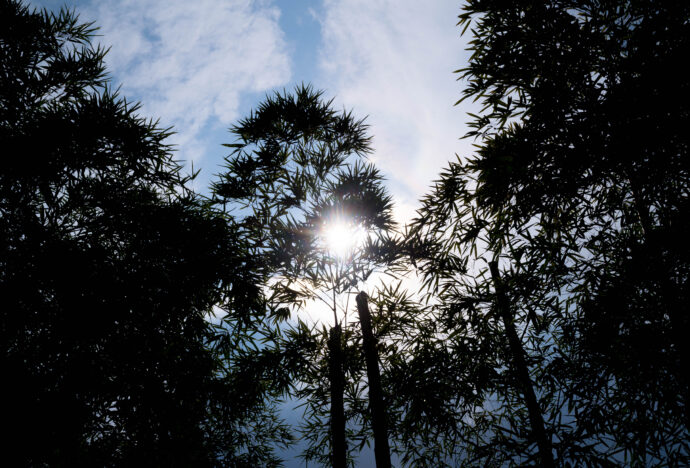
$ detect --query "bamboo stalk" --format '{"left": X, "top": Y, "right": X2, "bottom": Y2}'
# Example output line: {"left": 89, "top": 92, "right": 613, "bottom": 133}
{"left": 356, "top": 292, "right": 392, "bottom": 468}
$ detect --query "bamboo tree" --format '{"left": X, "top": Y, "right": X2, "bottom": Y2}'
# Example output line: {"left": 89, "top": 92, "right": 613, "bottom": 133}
{"left": 356, "top": 292, "right": 392, "bottom": 468}
{"left": 402, "top": 0, "right": 690, "bottom": 464}
{"left": 328, "top": 325, "right": 348, "bottom": 468}
{"left": 455, "top": 0, "right": 690, "bottom": 462}
{"left": 489, "top": 261, "right": 553, "bottom": 468}
{"left": 0, "top": 1, "right": 289, "bottom": 465}
{"left": 213, "top": 87, "right": 398, "bottom": 466}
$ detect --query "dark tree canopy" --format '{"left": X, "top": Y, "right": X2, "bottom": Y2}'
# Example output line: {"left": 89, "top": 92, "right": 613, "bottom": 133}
{"left": 4, "top": 0, "right": 689, "bottom": 466}
{"left": 404, "top": 0, "right": 690, "bottom": 466}
{"left": 1, "top": 2, "right": 288, "bottom": 465}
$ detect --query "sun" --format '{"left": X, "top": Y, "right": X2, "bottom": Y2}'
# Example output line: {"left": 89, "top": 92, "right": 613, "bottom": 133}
{"left": 322, "top": 219, "right": 366, "bottom": 259}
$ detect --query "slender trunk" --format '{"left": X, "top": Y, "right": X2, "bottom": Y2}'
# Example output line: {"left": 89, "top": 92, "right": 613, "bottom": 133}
{"left": 489, "top": 261, "right": 554, "bottom": 468}
{"left": 355, "top": 292, "right": 392, "bottom": 468}
{"left": 328, "top": 325, "right": 347, "bottom": 468}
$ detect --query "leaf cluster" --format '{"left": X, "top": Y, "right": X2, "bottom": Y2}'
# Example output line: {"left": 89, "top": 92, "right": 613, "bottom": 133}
{"left": 397, "top": 0, "right": 690, "bottom": 465}
{"left": 1, "top": 2, "right": 289, "bottom": 465}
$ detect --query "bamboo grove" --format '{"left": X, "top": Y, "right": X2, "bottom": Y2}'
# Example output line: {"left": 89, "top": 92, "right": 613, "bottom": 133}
{"left": 2, "top": 0, "right": 688, "bottom": 466}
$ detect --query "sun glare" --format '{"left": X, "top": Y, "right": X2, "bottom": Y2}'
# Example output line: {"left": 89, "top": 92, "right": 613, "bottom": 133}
{"left": 322, "top": 220, "right": 366, "bottom": 259}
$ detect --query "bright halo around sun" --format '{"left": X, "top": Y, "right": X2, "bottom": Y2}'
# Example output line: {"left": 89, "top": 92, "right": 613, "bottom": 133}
{"left": 322, "top": 219, "right": 366, "bottom": 259}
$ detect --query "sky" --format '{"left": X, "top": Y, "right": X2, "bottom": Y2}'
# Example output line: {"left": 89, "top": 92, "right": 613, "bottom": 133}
{"left": 31, "top": 0, "right": 474, "bottom": 465}
{"left": 32, "top": 0, "right": 475, "bottom": 225}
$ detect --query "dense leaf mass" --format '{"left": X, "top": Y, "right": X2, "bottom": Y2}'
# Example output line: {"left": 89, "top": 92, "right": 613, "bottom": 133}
{"left": 1, "top": 2, "right": 288, "bottom": 465}
{"left": 403, "top": 0, "right": 690, "bottom": 466}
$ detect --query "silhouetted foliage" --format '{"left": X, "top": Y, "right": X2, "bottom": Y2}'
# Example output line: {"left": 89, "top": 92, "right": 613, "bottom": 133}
{"left": 7, "top": 0, "right": 687, "bottom": 465}
{"left": 213, "top": 86, "right": 400, "bottom": 467}
{"left": 404, "top": 0, "right": 690, "bottom": 466}
{"left": 1, "top": 2, "right": 289, "bottom": 465}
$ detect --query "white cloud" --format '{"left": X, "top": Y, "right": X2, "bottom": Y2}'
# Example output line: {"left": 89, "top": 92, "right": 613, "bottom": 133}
{"left": 316, "top": 0, "right": 476, "bottom": 222}
{"left": 82, "top": 0, "right": 291, "bottom": 163}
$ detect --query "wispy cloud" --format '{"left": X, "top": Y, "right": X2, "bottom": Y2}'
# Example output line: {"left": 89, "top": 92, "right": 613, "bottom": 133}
{"left": 81, "top": 0, "right": 291, "bottom": 163}
{"left": 315, "top": 0, "right": 475, "bottom": 222}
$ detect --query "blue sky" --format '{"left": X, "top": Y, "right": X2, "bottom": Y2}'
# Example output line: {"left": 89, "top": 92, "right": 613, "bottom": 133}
{"left": 31, "top": 0, "right": 473, "bottom": 465}
{"left": 32, "top": 0, "right": 475, "bottom": 226}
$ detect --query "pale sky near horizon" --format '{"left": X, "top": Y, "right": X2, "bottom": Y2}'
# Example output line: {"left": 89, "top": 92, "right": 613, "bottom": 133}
{"left": 30, "top": 1, "right": 474, "bottom": 465}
